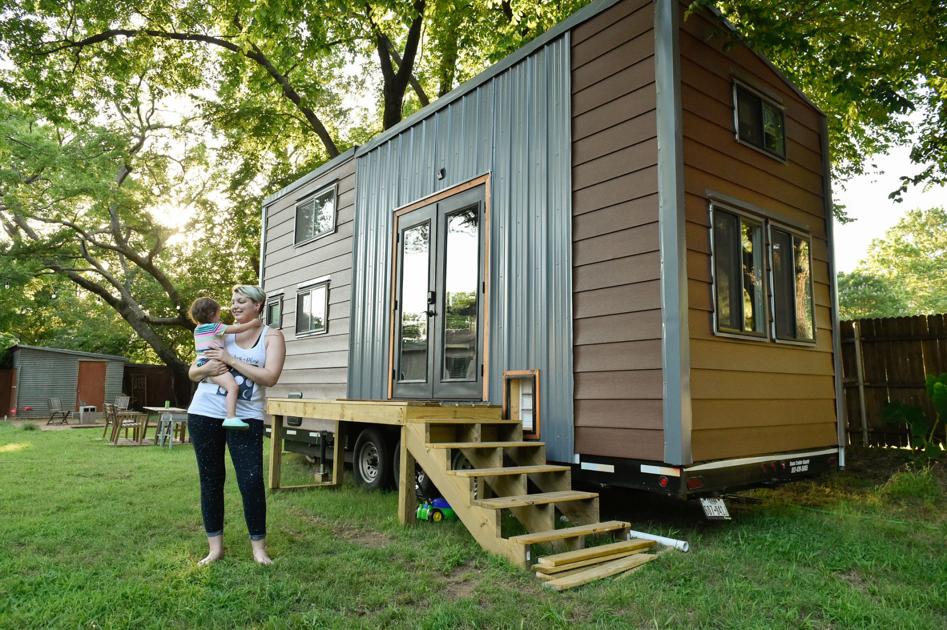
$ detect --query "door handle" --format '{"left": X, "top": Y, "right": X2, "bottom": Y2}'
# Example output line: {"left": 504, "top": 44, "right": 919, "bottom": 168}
{"left": 427, "top": 290, "right": 436, "bottom": 304}
{"left": 425, "top": 309, "right": 437, "bottom": 317}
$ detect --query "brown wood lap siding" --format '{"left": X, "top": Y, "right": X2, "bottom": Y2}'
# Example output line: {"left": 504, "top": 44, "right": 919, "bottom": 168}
{"left": 679, "top": 8, "right": 838, "bottom": 461}
{"left": 263, "top": 158, "right": 356, "bottom": 400}
{"left": 571, "top": 0, "right": 663, "bottom": 461}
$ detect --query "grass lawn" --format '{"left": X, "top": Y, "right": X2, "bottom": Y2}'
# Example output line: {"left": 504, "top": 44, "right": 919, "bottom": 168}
{"left": 1, "top": 422, "right": 945, "bottom": 629}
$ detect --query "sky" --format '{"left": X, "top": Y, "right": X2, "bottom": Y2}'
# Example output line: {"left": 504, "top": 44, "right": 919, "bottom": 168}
{"left": 833, "top": 144, "right": 947, "bottom": 273}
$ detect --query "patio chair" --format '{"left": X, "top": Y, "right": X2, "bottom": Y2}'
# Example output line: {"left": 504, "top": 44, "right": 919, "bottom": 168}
{"left": 115, "top": 394, "right": 131, "bottom": 411}
{"left": 103, "top": 402, "right": 142, "bottom": 443}
{"left": 46, "top": 398, "right": 71, "bottom": 425}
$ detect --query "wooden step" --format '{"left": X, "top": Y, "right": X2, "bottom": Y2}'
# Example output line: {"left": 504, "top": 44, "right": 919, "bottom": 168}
{"left": 537, "top": 539, "right": 656, "bottom": 568}
{"left": 427, "top": 441, "right": 543, "bottom": 449}
{"left": 476, "top": 490, "right": 598, "bottom": 509}
{"left": 509, "top": 520, "right": 630, "bottom": 545}
{"left": 544, "top": 553, "right": 656, "bottom": 591}
{"left": 449, "top": 464, "right": 570, "bottom": 478}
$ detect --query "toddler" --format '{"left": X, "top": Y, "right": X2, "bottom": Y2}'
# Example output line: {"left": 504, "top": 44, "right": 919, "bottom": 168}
{"left": 189, "top": 297, "right": 262, "bottom": 429}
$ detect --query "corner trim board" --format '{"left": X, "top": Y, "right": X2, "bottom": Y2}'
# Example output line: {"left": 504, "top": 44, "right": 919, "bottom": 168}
{"left": 655, "top": 0, "right": 692, "bottom": 466}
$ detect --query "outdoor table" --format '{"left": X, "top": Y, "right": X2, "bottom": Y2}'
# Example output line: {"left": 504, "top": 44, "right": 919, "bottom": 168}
{"left": 140, "top": 407, "right": 189, "bottom": 447}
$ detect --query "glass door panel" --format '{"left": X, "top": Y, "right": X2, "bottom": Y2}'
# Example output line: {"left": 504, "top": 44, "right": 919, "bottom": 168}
{"left": 393, "top": 205, "right": 436, "bottom": 399}
{"left": 441, "top": 207, "right": 479, "bottom": 382}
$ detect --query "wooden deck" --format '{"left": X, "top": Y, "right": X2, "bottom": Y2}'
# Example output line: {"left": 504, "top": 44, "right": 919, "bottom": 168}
{"left": 265, "top": 397, "right": 656, "bottom": 582}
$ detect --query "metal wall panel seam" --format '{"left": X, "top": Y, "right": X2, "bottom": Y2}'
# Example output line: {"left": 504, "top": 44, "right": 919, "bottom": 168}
{"left": 655, "top": 0, "right": 693, "bottom": 466}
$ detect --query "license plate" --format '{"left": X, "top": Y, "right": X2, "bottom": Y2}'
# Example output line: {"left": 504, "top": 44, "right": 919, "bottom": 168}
{"left": 699, "top": 497, "right": 731, "bottom": 520}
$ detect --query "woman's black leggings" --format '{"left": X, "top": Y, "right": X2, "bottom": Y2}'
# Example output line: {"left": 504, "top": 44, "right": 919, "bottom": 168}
{"left": 187, "top": 414, "right": 266, "bottom": 540}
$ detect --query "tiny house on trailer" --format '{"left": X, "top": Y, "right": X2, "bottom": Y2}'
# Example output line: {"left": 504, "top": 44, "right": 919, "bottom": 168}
{"left": 260, "top": 0, "right": 845, "bottom": 502}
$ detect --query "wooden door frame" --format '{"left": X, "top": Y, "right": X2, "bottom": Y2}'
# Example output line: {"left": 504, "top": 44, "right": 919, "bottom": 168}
{"left": 386, "top": 174, "right": 492, "bottom": 401}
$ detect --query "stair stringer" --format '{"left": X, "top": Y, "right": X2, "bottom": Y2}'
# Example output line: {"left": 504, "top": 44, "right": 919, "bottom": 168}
{"left": 404, "top": 423, "right": 526, "bottom": 566}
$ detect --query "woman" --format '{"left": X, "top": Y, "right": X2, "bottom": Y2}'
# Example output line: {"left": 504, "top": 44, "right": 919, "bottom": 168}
{"left": 187, "top": 285, "right": 285, "bottom": 565}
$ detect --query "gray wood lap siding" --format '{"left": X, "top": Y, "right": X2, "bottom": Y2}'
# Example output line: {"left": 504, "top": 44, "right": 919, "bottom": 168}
{"left": 262, "top": 157, "right": 356, "bottom": 400}
{"left": 571, "top": 0, "right": 664, "bottom": 461}
{"left": 679, "top": 7, "right": 838, "bottom": 461}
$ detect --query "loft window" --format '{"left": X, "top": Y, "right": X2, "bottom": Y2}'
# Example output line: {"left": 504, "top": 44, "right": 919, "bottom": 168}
{"left": 296, "top": 282, "right": 328, "bottom": 335}
{"left": 770, "top": 226, "right": 815, "bottom": 342}
{"left": 734, "top": 83, "right": 786, "bottom": 159}
{"left": 712, "top": 206, "right": 766, "bottom": 337}
{"left": 265, "top": 295, "right": 282, "bottom": 328}
{"left": 294, "top": 185, "right": 336, "bottom": 245}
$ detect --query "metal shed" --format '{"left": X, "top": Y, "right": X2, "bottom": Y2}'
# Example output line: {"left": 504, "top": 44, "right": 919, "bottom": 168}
{"left": 8, "top": 345, "right": 125, "bottom": 419}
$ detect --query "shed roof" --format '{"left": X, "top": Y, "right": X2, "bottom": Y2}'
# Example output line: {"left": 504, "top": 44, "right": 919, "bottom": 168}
{"left": 13, "top": 344, "right": 127, "bottom": 362}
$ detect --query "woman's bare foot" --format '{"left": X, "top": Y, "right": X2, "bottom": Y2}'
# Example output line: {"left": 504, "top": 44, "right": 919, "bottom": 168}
{"left": 250, "top": 538, "right": 272, "bottom": 565}
{"left": 198, "top": 535, "right": 224, "bottom": 566}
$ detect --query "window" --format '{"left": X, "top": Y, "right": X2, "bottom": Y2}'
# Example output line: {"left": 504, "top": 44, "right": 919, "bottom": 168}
{"left": 712, "top": 206, "right": 766, "bottom": 337}
{"left": 294, "top": 185, "right": 336, "bottom": 245}
{"left": 296, "top": 282, "right": 328, "bottom": 335}
{"left": 770, "top": 227, "right": 815, "bottom": 342}
{"left": 734, "top": 82, "right": 786, "bottom": 159}
{"left": 265, "top": 295, "right": 282, "bottom": 328}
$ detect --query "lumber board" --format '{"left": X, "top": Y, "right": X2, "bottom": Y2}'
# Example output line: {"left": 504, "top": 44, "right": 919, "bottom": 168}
{"left": 412, "top": 417, "right": 517, "bottom": 425}
{"left": 449, "top": 464, "right": 570, "bottom": 477}
{"left": 426, "top": 441, "right": 543, "bottom": 449}
{"left": 509, "top": 520, "right": 630, "bottom": 545}
{"left": 533, "top": 549, "right": 637, "bottom": 575}
{"left": 544, "top": 553, "right": 656, "bottom": 591}
{"left": 538, "top": 539, "right": 656, "bottom": 567}
{"left": 476, "top": 490, "right": 598, "bottom": 509}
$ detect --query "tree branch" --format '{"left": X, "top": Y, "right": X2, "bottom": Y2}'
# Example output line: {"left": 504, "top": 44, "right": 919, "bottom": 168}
{"left": 38, "top": 26, "right": 340, "bottom": 157}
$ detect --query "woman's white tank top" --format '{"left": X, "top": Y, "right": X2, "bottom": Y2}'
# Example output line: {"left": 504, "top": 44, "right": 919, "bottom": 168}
{"left": 187, "top": 326, "right": 270, "bottom": 420}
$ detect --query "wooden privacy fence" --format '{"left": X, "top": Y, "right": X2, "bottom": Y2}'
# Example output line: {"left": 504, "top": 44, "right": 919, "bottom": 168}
{"left": 840, "top": 314, "right": 947, "bottom": 448}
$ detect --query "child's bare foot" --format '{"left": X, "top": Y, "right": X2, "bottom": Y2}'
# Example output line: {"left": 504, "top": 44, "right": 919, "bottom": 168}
{"left": 250, "top": 539, "right": 272, "bottom": 565}
{"left": 199, "top": 535, "right": 224, "bottom": 566}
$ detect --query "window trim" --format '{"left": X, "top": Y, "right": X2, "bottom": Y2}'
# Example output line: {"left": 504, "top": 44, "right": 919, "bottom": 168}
{"left": 732, "top": 79, "right": 788, "bottom": 162}
{"left": 709, "top": 202, "right": 769, "bottom": 342}
{"left": 767, "top": 222, "right": 817, "bottom": 345}
{"left": 295, "top": 280, "right": 330, "bottom": 338}
{"left": 293, "top": 182, "right": 338, "bottom": 247}
{"left": 264, "top": 293, "right": 283, "bottom": 329}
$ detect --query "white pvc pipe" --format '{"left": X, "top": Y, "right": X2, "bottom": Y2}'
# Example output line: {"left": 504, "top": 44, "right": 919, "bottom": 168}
{"left": 628, "top": 530, "right": 690, "bottom": 552}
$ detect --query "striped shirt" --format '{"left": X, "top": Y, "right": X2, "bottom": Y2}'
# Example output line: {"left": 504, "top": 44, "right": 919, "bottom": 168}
{"left": 194, "top": 322, "right": 227, "bottom": 356}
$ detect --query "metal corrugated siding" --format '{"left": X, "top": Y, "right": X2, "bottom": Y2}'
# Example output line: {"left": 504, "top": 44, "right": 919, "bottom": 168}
{"left": 13, "top": 348, "right": 124, "bottom": 414}
{"left": 349, "top": 35, "right": 575, "bottom": 462}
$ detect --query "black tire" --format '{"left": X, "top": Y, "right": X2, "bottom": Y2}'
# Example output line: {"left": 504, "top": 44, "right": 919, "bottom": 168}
{"left": 452, "top": 451, "right": 478, "bottom": 500}
{"left": 391, "top": 440, "right": 438, "bottom": 498}
{"left": 353, "top": 428, "right": 393, "bottom": 491}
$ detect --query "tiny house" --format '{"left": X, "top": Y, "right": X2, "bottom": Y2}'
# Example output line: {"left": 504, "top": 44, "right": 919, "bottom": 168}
{"left": 260, "top": 0, "right": 845, "bottom": 498}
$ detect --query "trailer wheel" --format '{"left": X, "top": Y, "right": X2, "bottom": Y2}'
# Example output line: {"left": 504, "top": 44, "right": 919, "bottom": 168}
{"left": 392, "top": 441, "right": 438, "bottom": 497}
{"left": 353, "top": 428, "right": 393, "bottom": 491}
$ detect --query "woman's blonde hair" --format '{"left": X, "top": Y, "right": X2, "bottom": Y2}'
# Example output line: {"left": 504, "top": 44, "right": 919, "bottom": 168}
{"left": 232, "top": 285, "right": 266, "bottom": 313}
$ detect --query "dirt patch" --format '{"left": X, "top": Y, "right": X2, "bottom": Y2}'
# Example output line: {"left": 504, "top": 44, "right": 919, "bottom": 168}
{"left": 333, "top": 522, "right": 391, "bottom": 548}
{"left": 293, "top": 510, "right": 392, "bottom": 548}
{"left": 837, "top": 568, "right": 868, "bottom": 592}
{"left": 442, "top": 564, "right": 480, "bottom": 600}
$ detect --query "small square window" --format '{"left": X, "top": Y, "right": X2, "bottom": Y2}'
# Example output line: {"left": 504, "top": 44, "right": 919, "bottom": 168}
{"left": 712, "top": 206, "right": 766, "bottom": 337}
{"left": 734, "top": 83, "right": 786, "bottom": 159}
{"left": 771, "top": 227, "right": 815, "bottom": 342}
{"left": 294, "top": 186, "right": 336, "bottom": 245}
{"left": 296, "top": 282, "right": 328, "bottom": 335}
{"left": 265, "top": 296, "right": 282, "bottom": 329}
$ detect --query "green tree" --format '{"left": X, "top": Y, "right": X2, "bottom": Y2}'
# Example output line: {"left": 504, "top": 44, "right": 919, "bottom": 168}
{"left": 0, "top": 94, "right": 255, "bottom": 381}
{"left": 839, "top": 207, "right": 947, "bottom": 319}
{"left": 701, "top": 0, "right": 947, "bottom": 193}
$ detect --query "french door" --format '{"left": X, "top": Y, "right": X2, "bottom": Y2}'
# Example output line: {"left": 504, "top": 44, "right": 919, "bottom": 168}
{"left": 392, "top": 186, "right": 485, "bottom": 400}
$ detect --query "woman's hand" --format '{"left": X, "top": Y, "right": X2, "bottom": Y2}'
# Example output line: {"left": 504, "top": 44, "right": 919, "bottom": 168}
{"left": 202, "top": 347, "right": 233, "bottom": 367}
{"left": 188, "top": 358, "right": 229, "bottom": 382}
